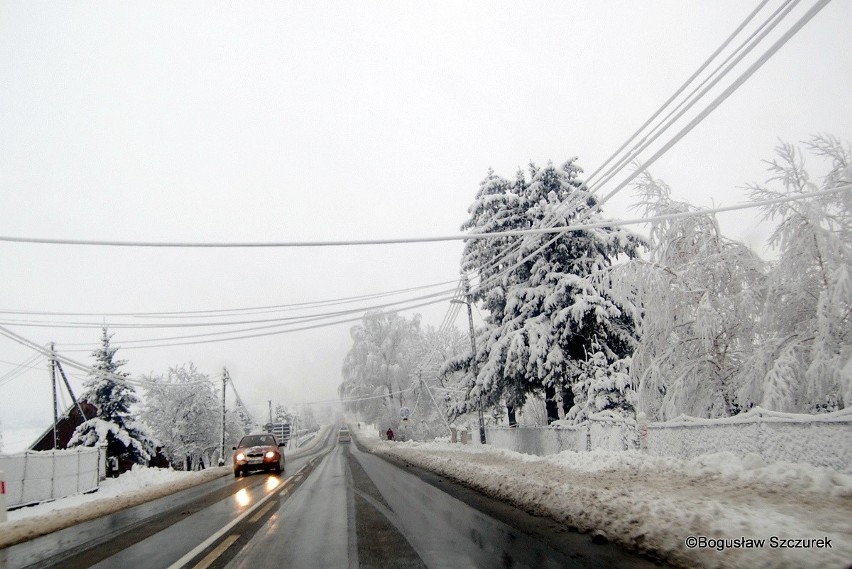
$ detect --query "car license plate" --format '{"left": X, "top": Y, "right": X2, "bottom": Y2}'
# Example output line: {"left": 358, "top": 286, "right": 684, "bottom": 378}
{"left": 248, "top": 458, "right": 263, "bottom": 464}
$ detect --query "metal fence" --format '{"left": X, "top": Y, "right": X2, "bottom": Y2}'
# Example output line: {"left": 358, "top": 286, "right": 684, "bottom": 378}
{"left": 486, "top": 407, "right": 852, "bottom": 473}
{"left": 0, "top": 446, "right": 105, "bottom": 509}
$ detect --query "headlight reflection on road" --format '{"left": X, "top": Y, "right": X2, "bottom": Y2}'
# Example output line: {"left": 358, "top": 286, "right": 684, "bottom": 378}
{"left": 266, "top": 476, "right": 281, "bottom": 491}
{"left": 235, "top": 488, "right": 251, "bottom": 508}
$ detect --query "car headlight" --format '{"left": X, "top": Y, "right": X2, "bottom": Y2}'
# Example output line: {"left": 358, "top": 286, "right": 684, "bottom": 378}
{"left": 235, "top": 453, "right": 246, "bottom": 461}
{"left": 265, "top": 451, "right": 275, "bottom": 459}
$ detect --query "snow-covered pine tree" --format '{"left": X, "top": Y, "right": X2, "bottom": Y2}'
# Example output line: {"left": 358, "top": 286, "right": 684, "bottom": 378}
{"left": 68, "top": 327, "right": 153, "bottom": 466}
{"left": 445, "top": 167, "right": 533, "bottom": 422}
{"left": 452, "top": 160, "right": 643, "bottom": 423}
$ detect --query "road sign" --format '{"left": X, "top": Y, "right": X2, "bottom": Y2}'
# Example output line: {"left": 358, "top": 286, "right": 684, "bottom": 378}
{"left": 264, "top": 422, "right": 291, "bottom": 443}
{"left": 399, "top": 407, "right": 410, "bottom": 420}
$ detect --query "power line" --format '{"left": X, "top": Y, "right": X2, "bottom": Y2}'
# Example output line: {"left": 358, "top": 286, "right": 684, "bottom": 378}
{"left": 0, "top": 325, "right": 216, "bottom": 388}
{"left": 0, "top": 279, "right": 459, "bottom": 319}
{"left": 0, "top": 284, "right": 460, "bottom": 330}
{"left": 598, "top": 0, "right": 831, "bottom": 207}
{"left": 581, "top": 0, "right": 775, "bottom": 190}
{"left": 15, "top": 180, "right": 840, "bottom": 353}
{"left": 457, "top": 0, "right": 788, "bottom": 286}
{"left": 62, "top": 293, "right": 464, "bottom": 350}
{"left": 461, "top": 183, "right": 850, "bottom": 302}
{"left": 468, "top": 0, "right": 830, "bottom": 287}
{"left": 0, "top": 353, "right": 44, "bottom": 388}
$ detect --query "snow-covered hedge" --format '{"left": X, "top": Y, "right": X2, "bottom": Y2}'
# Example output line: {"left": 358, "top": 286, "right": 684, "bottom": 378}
{"left": 488, "top": 408, "right": 852, "bottom": 473}
{"left": 0, "top": 446, "right": 105, "bottom": 508}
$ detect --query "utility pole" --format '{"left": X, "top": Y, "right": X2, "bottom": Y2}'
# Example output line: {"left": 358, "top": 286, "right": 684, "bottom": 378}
{"left": 49, "top": 342, "right": 58, "bottom": 450}
{"left": 452, "top": 275, "right": 486, "bottom": 444}
{"left": 268, "top": 400, "right": 273, "bottom": 425}
{"left": 219, "top": 368, "right": 229, "bottom": 466}
{"left": 55, "top": 359, "right": 86, "bottom": 422}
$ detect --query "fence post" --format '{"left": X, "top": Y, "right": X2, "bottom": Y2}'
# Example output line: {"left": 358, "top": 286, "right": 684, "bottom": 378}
{"left": 98, "top": 443, "right": 108, "bottom": 482}
{"left": 51, "top": 449, "right": 56, "bottom": 500}
{"left": 638, "top": 413, "right": 649, "bottom": 453}
{"left": 21, "top": 452, "right": 29, "bottom": 506}
{"left": 0, "top": 469, "right": 7, "bottom": 523}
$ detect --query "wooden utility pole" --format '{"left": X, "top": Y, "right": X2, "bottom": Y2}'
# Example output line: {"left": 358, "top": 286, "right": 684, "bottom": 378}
{"left": 49, "top": 342, "right": 58, "bottom": 449}
{"left": 55, "top": 359, "right": 86, "bottom": 422}
{"left": 220, "top": 368, "right": 229, "bottom": 466}
{"left": 454, "top": 276, "right": 486, "bottom": 444}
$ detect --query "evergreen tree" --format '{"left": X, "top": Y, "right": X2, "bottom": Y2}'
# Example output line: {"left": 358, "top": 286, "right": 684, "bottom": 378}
{"left": 68, "top": 327, "right": 153, "bottom": 465}
{"left": 451, "top": 160, "right": 642, "bottom": 423}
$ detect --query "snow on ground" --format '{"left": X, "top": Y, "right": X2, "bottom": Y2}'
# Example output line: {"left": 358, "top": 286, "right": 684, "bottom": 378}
{"left": 355, "top": 425, "right": 852, "bottom": 569}
{"left": 0, "top": 426, "right": 329, "bottom": 549}
{"left": 2, "top": 424, "right": 849, "bottom": 568}
{"left": 0, "top": 465, "right": 229, "bottom": 549}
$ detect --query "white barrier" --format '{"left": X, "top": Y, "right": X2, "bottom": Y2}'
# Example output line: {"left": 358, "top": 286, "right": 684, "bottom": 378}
{"left": 0, "top": 447, "right": 102, "bottom": 509}
{"left": 487, "top": 424, "right": 587, "bottom": 455}
{"left": 487, "top": 408, "right": 852, "bottom": 473}
{"left": 646, "top": 408, "right": 852, "bottom": 473}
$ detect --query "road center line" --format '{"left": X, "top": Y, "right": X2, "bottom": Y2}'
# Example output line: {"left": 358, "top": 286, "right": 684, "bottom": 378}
{"left": 164, "top": 476, "right": 291, "bottom": 569}
{"left": 248, "top": 501, "right": 276, "bottom": 524}
{"left": 191, "top": 534, "right": 239, "bottom": 569}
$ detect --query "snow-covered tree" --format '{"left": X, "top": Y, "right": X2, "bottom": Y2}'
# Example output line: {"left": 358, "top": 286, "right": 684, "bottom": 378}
{"left": 450, "top": 160, "right": 643, "bottom": 423}
{"left": 738, "top": 136, "right": 851, "bottom": 412}
{"left": 339, "top": 311, "right": 422, "bottom": 427}
{"left": 607, "top": 136, "right": 850, "bottom": 419}
{"left": 604, "top": 172, "right": 767, "bottom": 420}
{"left": 401, "top": 324, "right": 469, "bottom": 439}
{"left": 140, "top": 363, "right": 230, "bottom": 469}
{"left": 68, "top": 328, "right": 153, "bottom": 465}
{"left": 273, "top": 404, "right": 294, "bottom": 425}
{"left": 300, "top": 406, "right": 319, "bottom": 431}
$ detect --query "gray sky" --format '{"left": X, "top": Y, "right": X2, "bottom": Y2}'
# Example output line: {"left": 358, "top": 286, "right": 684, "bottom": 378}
{"left": 1, "top": 1, "right": 850, "bottom": 433}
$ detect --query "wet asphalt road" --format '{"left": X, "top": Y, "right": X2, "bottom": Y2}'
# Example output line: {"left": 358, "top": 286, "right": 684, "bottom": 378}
{"left": 1, "top": 430, "right": 665, "bottom": 569}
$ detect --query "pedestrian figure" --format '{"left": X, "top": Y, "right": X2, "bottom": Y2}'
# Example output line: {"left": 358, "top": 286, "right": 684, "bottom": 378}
{"left": 386, "top": 428, "right": 394, "bottom": 441}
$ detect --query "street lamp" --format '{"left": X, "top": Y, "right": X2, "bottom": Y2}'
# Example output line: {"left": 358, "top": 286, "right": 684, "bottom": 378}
{"left": 451, "top": 276, "right": 486, "bottom": 444}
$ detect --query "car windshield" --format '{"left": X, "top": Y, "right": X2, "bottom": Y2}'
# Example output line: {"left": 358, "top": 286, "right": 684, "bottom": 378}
{"left": 239, "top": 435, "right": 275, "bottom": 447}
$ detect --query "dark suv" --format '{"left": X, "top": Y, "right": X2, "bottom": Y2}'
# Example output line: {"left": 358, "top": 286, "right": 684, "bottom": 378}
{"left": 232, "top": 433, "right": 285, "bottom": 477}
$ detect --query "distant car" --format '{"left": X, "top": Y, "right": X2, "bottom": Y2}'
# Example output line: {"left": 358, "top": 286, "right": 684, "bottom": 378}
{"left": 232, "top": 433, "right": 285, "bottom": 477}
{"left": 337, "top": 428, "right": 351, "bottom": 444}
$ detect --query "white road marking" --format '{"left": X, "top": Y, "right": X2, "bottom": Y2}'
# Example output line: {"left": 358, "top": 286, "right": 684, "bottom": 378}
{"left": 165, "top": 476, "right": 292, "bottom": 569}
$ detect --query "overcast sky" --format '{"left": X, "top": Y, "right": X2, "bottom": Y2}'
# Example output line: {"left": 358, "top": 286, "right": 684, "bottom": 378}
{"left": 1, "top": 1, "right": 850, "bottom": 436}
